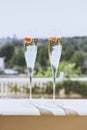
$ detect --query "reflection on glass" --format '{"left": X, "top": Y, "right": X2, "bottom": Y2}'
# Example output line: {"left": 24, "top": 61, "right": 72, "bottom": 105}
{"left": 24, "top": 37, "right": 38, "bottom": 99}
{"left": 48, "top": 37, "right": 62, "bottom": 99}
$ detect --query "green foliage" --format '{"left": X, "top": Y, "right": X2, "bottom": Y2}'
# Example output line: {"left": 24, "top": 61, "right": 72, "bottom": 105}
{"left": 58, "top": 61, "right": 82, "bottom": 78}
{"left": 34, "top": 66, "right": 51, "bottom": 77}
{"left": 56, "top": 82, "right": 63, "bottom": 94}
{"left": 0, "top": 43, "right": 15, "bottom": 62}
{"left": 13, "top": 66, "right": 25, "bottom": 73}
{"left": 62, "top": 80, "right": 87, "bottom": 97}
{"left": 36, "top": 46, "right": 49, "bottom": 69}
{"left": 22, "top": 85, "right": 29, "bottom": 94}
{"left": 32, "top": 84, "right": 41, "bottom": 94}
{"left": 71, "top": 51, "right": 85, "bottom": 67}
{"left": 10, "top": 83, "right": 20, "bottom": 94}
{"left": 9, "top": 49, "right": 25, "bottom": 67}
{"left": 62, "top": 47, "right": 75, "bottom": 61}
{"left": 45, "top": 81, "right": 53, "bottom": 95}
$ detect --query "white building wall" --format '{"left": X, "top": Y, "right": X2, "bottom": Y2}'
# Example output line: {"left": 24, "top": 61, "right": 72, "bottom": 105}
{"left": 0, "top": 57, "right": 5, "bottom": 72}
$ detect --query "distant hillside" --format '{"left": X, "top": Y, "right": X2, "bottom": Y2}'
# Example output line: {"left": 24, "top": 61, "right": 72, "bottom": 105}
{"left": 0, "top": 36, "right": 87, "bottom": 48}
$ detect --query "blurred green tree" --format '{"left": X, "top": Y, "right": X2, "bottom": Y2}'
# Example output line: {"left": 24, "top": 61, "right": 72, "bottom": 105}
{"left": 0, "top": 43, "right": 15, "bottom": 62}
{"left": 9, "top": 49, "right": 25, "bottom": 67}
{"left": 71, "top": 51, "right": 85, "bottom": 68}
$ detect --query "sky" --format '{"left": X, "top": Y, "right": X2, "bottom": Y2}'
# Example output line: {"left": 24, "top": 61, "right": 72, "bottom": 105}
{"left": 0, "top": 0, "right": 87, "bottom": 38}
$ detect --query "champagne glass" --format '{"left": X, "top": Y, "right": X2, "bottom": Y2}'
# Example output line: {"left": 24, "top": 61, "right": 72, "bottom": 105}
{"left": 48, "top": 37, "right": 62, "bottom": 99}
{"left": 24, "top": 37, "right": 38, "bottom": 99}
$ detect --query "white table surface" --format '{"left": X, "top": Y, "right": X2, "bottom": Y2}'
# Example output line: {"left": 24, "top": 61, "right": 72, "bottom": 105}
{"left": 0, "top": 98, "right": 87, "bottom": 116}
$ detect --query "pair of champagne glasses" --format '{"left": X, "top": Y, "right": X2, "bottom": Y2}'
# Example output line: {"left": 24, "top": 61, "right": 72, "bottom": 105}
{"left": 24, "top": 37, "right": 62, "bottom": 99}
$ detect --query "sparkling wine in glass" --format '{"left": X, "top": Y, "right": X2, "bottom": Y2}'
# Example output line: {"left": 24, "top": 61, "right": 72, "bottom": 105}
{"left": 24, "top": 37, "right": 38, "bottom": 99}
{"left": 48, "top": 37, "right": 62, "bottom": 99}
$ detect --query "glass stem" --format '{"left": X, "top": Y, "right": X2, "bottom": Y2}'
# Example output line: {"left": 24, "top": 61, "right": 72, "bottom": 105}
{"left": 28, "top": 67, "right": 33, "bottom": 99}
{"left": 53, "top": 75, "right": 56, "bottom": 99}
{"left": 52, "top": 65, "right": 56, "bottom": 99}
{"left": 29, "top": 75, "right": 32, "bottom": 99}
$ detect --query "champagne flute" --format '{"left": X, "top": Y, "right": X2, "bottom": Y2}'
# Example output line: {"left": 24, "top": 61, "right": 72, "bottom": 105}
{"left": 48, "top": 37, "right": 62, "bottom": 99}
{"left": 24, "top": 37, "right": 38, "bottom": 99}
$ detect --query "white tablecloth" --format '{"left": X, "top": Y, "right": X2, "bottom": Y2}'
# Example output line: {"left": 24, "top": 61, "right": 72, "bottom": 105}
{"left": 0, "top": 99, "right": 87, "bottom": 116}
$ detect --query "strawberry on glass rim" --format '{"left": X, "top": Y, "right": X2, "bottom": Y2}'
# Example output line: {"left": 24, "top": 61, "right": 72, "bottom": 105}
{"left": 24, "top": 37, "right": 32, "bottom": 43}
{"left": 48, "top": 37, "right": 58, "bottom": 43}
{"left": 48, "top": 37, "right": 62, "bottom": 45}
{"left": 24, "top": 37, "right": 33, "bottom": 49}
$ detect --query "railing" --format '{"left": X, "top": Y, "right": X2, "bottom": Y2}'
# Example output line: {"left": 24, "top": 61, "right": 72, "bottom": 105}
{"left": 1, "top": 75, "right": 87, "bottom": 98}
{"left": 0, "top": 75, "right": 64, "bottom": 98}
